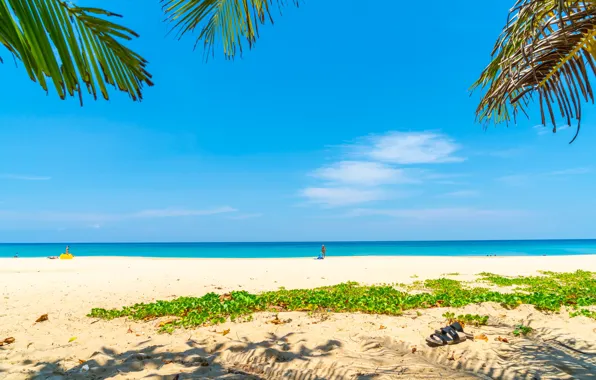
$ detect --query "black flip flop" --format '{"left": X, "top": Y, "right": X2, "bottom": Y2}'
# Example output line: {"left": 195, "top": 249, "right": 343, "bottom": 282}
{"left": 440, "top": 326, "right": 466, "bottom": 344}
{"left": 426, "top": 331, "right": 448, "bottom": 346}
{"left": 450, "top": 321, "right": 473, "bottom": 338}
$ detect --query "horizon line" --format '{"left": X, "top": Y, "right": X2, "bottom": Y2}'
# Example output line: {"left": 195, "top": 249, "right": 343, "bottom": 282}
{"left": 1, "top": 238, "right": 596, "bottom": 244}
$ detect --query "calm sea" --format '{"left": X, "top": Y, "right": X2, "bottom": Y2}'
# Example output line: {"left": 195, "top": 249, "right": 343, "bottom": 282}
{"left": 1, "top": 240, "right": 596, "bottom": 258}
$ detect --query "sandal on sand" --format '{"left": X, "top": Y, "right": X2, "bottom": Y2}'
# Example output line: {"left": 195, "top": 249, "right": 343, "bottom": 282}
{"left": 449, "top": 321, "right": 473, "bottom": 338}
{"left": 426, "top": 325, "right": 467, "bottom": 347}
{"left": 426, "top": 331, "right": 449, "bottom": 346}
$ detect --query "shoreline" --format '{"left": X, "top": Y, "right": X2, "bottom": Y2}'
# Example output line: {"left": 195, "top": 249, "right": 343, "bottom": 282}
{"left": 3, "top": 252, "right": 596, "bottom": 260}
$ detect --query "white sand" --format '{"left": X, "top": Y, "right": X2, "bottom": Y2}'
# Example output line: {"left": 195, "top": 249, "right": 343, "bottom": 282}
{"left": 1, "top": 256, "right": 596, "bottom": 379}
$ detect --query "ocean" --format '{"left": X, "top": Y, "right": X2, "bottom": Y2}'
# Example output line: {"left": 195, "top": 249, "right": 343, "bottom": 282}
{"left": 1, "top": 240, "right": 596, "bottom": 258}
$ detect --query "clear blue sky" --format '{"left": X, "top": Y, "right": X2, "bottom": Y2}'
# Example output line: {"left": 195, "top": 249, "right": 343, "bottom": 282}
{"left": 1, "top": 0, "right": 595, "bottom": 242}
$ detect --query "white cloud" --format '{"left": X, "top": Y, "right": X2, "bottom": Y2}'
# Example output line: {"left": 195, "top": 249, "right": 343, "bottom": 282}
{"left": 227, "top": 213, "right": 263, "bottom": 220}
{"left": 311, "top": 161, "right": 416, "bottom": 186}
{"left": 363, "top": 132, "right": 464, "bottom": 164}
{"left": 438, "top": 190, "right": 479, "bottom": 198}
{"left": 0, "top": 174, "right": 51, "bottom": 181}
{"left": 301, "top": 187, "right": 385, "bottom": 207}
{"left": 0, "top": 206, "right": 236, "bottom": 223}
{"left": 346, "top": 207, "right": 527, "bottom": 220}
{"left": 301, "top": 131, "right": 465, "bottom": 208}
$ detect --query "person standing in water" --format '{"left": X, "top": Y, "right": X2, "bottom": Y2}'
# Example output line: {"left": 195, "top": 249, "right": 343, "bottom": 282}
{"left": 321, "top": 244, "right": 326, "bottom": 259}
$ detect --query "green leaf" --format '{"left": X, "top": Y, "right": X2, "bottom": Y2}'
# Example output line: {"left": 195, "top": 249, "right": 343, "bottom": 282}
{"left": 0, "top": 0, "right": 153, "bottom": 103}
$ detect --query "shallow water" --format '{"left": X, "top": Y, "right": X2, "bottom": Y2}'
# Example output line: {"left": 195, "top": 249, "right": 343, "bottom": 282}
{"left": 1, "top": 239, "right": 596, "bottom": 258}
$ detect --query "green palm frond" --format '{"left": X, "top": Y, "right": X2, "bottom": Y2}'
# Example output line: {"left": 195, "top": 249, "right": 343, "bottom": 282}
{"left": 162, "top": 0, "right": 299, "bottom": 59}
{"left": 472, "top": 0, "right": 596, "bottom": 142}
{"left": 0, "top": 0, "right": 153, "bottom": 103}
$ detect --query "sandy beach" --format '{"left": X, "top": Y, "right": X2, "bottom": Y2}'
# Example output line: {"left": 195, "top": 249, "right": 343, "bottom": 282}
{"left": 2, "top": 256, "right": 596, "bottom": 379}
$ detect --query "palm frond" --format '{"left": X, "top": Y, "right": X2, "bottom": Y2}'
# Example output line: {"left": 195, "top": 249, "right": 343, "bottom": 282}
{"left": 0, "top": 0, "right": 153, "bottom": 103}
{"left": 162, "top": 0, "right": 299, "bottom": 59}
{"left": 472, "top": 0, "right": 596, "bottom": 142}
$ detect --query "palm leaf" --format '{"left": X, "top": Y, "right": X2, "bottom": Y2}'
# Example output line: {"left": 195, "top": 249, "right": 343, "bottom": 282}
{"left": 472, "top": 0, "right": 596, "bottom": 142}
{"left": 162, "top": 0, "right": 299, "bottom": 59}
{"left": 0, "top": 0, "right": 153, "bottom": 103}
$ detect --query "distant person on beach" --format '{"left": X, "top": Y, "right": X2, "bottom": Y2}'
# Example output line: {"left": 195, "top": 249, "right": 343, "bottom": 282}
{"left": 14, "top": 252, "right": 18, "bottom": 258}
{"left": 65, "top": 246, "right": 70, "bottom": 254}
{"left": 321, "top": 245, "right": 326, "bottom": 259}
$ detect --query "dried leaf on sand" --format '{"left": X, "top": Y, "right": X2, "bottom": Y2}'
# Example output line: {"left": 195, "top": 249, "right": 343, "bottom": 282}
{"left": 157, "top": 319, "right": 177, "bottom": 328}
{"left": 474, "top": 334, "right": 488, "bottom": 342}
{"left": 269, "top": 314, "right": 291, "bottom": 325}
{"left": 0, "top": 337, "right": 15, "bottom": 346}
{"left": 35, "top": 314, "right": 49, "bottom": 323}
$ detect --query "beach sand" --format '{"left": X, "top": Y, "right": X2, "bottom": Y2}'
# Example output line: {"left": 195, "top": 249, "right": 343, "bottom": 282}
{"left": 1, "top": 256, "right": 596, "bottom": 379}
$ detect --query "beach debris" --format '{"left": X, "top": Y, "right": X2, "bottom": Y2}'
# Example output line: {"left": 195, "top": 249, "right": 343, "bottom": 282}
{"left": 127, "top": 326, "right": 133, "bottom": 334}
{"left": 27, "top": 342, "right": 34, "bottom": 349}
{"left": 474, "top": 333, "right": 489, "bottom": 342}
{"left": 219, "top": 293, "right": 232, "bottom": 302}
{"left": 218, "top": 328, "right": 230, "bottom": 336}
{"left": 157, "top": 318, "right": 177, "bottom": 328}
{"left": 68, "top": 336, "right": 77, "bottom": 343}
{"left": 411, "top": 346, "right": 417, "bottom": 353}
{"left": 78, "top": 359, "right": 85, "bottom": 365}
{"left": 0, "top": 337, "right": 15, "bottom": 346}
{"left": 496, "top": 336, "right": 509, "bottom": 343}
{"left": 35, "top": 314, "right": 49, "bottom": 323}
{"left": 269, "top": 314, "right": 291, "bottom": 325}
{"left": 379, "top": 324, "right": 387, "bottom": 330}
{"left": 80, "top": 364, "right": 89, "bottom": 373}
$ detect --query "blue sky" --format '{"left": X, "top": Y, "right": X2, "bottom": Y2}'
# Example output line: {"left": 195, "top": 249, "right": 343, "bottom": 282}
{"left": 1, "top": 0, "right": 595, "bottom": 242}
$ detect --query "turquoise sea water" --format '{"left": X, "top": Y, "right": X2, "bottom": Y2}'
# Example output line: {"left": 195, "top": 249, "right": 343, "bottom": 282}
{"left": 1, "top": 240, "right": 596, "bottom": 258}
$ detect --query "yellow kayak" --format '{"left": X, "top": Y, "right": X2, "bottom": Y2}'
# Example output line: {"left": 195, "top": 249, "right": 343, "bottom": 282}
{"left": 59, "top": 253, "right": 74, "bottom": 260}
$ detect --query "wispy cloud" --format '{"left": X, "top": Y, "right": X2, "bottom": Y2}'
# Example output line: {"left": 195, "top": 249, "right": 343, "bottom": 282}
{"left": 547, "top": 167, "right": 591, "bottom": 176}
{"left": 311, "top": 161, "right": 416, "bottom": 186}
{"left": 227, "top": 213, "right": 263, "bottom": 220}
{"left": 437, "top": 190, "right": 479, "bottom": 198}
{"left": 362, "top": 131, "right": 465, "bottom": 164}
{"left": 498, "top": 167, "right": 590, "bottom": 186}
{"left": 132, "top": 207, "right": 236, "bottom": 218}
{"left": 0, "top": 206, "right": 237, "bottom": 223}
{"left": 0, "top": 174, "right": 51, "bottom": 181}
{"left": 346, "top": 207, "right": 527, "bottom": 221}
{"left": 496, "top": 174, "right": 528, "bottom": 187}
{"left": 301, "top": 187, "right": 386, "bottom": 207}
{"left": 302, "top": 131, "right": 466, "bottom": 208}
{"left": 533, "top": 124, "right": 571, "bottom": 136}
{"left": 487, "top": 148, "right": 525, "bottom": 158}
